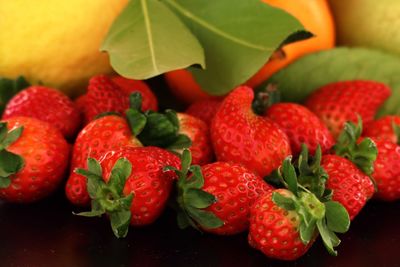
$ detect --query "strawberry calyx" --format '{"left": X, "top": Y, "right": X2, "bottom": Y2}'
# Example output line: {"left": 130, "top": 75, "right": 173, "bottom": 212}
{"left": 126, "top": 93, "right": 192, "bottom": 151}
{"left": 0, "top": 76, "right": 30, "bottom": 116}
{"left": 75, "top": 157, "right": 134, "bottom": 238}
{"left": 391, "top": 119, "right": 400, "bottom": 145}
{"left": 0, "top": 122, "right": 24, "bottom": 188}
{"left": 333, "top": 118, "right": 378, "bottom": 175}
{"left": 252, "top": 83, "right": 281, "bottom": 115}
{"left": 164, "top": 149, "right": 223, "bottom": 231}
{"left": 271, "top": 145, "right": 350, "bottom": 256}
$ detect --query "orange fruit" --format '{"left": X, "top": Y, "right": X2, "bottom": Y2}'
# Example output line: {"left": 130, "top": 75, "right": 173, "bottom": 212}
{"left": 164, "top": 0, "right": 335, "bottom": 104}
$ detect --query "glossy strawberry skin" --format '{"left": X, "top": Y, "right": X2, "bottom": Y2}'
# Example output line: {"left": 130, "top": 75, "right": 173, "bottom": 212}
{"left": 100, "top": 146, "right": 180, "bottom": 226}
{"left": 0, "top": 117, "right": 70, "bottom": 203}
{"left": 248, "top": 189, "right": 314, "bottom": 261}
{"left": 83, "top": 75, "right": 129, "bottom": 124}
{"left": 2, "top": 86, "right": 81, "bottom": 139}
{"left": 321, "top": 155, "right": 374, "bottom": 220}
{"left": 185, "top": 97, "right": 222, "bottom": 125}
{"left": 200, "top": 162, "right": 273, "bottom": 235}
{"left": 111, "top": 75, "right": 158, "bottom": 112}
{"left": 305, "top": 80, "right": 391, "bottom": 138}
{"left": 211, "top": 86, "right": 291, "bottom": 177}
{"left": 177, "top": 113, "right": 213, "bottom": 165}
{"left": 65, "top": 115, "right": 142, "bottom": 206}
{"left": 265, "top": 103, "right": 334, "bottom": 156}
{"left": 363, "top": 115, "right": 400, "bottom": 144}
{"left": 370, "top": 139, "right": 400, "bottom": 201}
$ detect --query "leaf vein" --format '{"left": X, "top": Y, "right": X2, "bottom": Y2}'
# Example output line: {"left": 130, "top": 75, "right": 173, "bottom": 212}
{"left": 141, "top": 0, "right": 159, "bottom": 73}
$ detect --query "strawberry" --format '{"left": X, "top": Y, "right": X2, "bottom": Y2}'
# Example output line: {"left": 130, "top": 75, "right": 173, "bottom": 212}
{"left": 185, "top": 97, "right": 222, "bottom": 124}
{"left": 2, "top": 86, "right": 81, "bottom": 139}
{"left": 75, "top": 146, "right": 180, "bottom": 238}
{"left": 111, "top": 75, "right": 158, "bottom": 112}
{"left": 265, "top": 103, "right": 334, "bottom": 156}
{"left": 363, "top": 115, "right": 400, "bottom": 144}
{"left": 323, "top": 120, "right": 377, "bottom": 219}
{"left": 211, "top": 86, "right": 291, "bottom": 177}
{"left": 0, "top": 117, "right": 70, "bottom": 203}
{"left": 249, "top": 150, "right": 350, "bottom": 260}
{"left": 167, "top": 150, "right": 273, "bottom": 235}
{"left": 65, "top": 115, "right": 142, "bottom": 206}
{"left": 83, "top": 75, "right": 128, "bottom": 124}
{"left": 177, "top": 113, "right": 213, "bottom": 165}
{"left": 305, "top": 80, "right": 391, "bottom": 138}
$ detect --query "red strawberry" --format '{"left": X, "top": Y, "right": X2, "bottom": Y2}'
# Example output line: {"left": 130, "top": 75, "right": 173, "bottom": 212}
{"left": 83, "top": 75, "right": 129, "bottom": 124}
{"left": 76, "top": 146, "right": 180, "bottom": 237}
{"left": 0, "top": 117, "right": 70, "bottom": 203}
{"left": 249, "top": 153, "right": 350, "bottom": 260}
{"left": 185, "top": 97, "right": 222, "bottom": 125}
{"left": 111, "top": 75, "right": 158, "bottom": 112}
{"left": 363, "top": 115, "right": 400, "bottom": 144}
{"left": 2, "top": 86, "right": 81, "bottom": 139}
{"left": 65, "top": 115, "right": 142, "bottom": 206}
{"left": 305, "top": 80, "right": 391, "bottom": 138}
{"left": 265, "top": 103, "right": 334, "bottom": 156}
{"left": 211, "top": 86, "right": 291, "bottom": 177}
{"left": 368, "top": 139, "right": 400, "bottom": 201}
{"left": 177, "top": 113, "right": 213, "bottom": 165}
{"left": 168, "top": 150, "right": 273, "bottom": 235}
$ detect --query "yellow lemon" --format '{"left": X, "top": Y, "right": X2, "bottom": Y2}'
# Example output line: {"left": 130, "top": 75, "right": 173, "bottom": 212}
{"left": 0, "top": 0, "right": 128, "bottom": 97}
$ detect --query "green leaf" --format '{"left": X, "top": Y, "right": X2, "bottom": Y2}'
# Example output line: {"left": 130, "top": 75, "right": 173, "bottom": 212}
{"left": 187, "top": 165, "right": 204, "bottom": 189}
{"left": 101, "top": 0, "right": 204, "bottom": 80}
{"left": 110, "top": 210, "right": 132, "bottom": 238}
{"left": 167, "top": 134, "right": 192, "bottom": 150}
{"left": 0, "top": 176, "right": 11, "bottom": 188}
{"left": 138, "top": 112, "right": 179, "bottom": 147}
{"left": 108, "top": 158, "right": 132, "bottom": 195}
{"left": 184, "top": 188, "right": 216, "bottom": 209}
{"left": 299, "top": 219, "right": 316, "bottom": 244}
{"left": 126, "top": 109, "right": 147, "bottom": 137}
{"left": 324, "top": 201, "right": 350, "bottom": 234}
{"left": 317, "top": 219, "right": 338, "bottom": 256}
{"left": 281, "top": 157, "right": 298, "bottom": 196}
{"left": 0, "top": 123, "right": 8, "bottom": 143}
{"left": 87, "top": 158, "right": 103, "bottom": 178}
{"left": 176, "top": 211, "right": 190, "bottom": 229}
{"left": 129, "top": 92, "right": 143, "bottom": 111}
{"left": 0, "top": 76, "right": 30, "bottom": 116}
{"left": 2, "top": 126, "right": 23, "bottom": 149}
{"left": 0, "top": 150, "right": 24, "bottom": 178}
{"left": 272, "top": 192, "right": 295, "bottom": 211}
{"left": 164, "top": 0, "right": 308, "bottom": 95}
{"left": 186, "top": 206, "right": 223, "bottom": 229}
{"left": 180, "top": 149, "right": 192, "bottom": 176}
{"left": 267, "top": 47, "right": 400, "bottom": 116}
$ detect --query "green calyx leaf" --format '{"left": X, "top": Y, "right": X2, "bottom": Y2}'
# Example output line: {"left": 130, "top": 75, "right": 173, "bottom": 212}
{"left": 166, "top": 149, "right": 223, "bottom": 230}
{"left": 0, "top": 123, "right": 25, "bottom": 187}
{"left": 0, "top": 76, "right": 30, "bottom": 116}
{"left": 74, "top": 157, "right": 134, "bottom": 238}
{"left": 391, "top": 119, "right": 400, "bottom": 145}
{"left": 333, "top": 119, "right": 378, "bottom": 175}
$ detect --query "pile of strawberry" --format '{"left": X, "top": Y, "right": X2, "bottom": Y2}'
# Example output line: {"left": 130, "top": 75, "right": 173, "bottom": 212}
{"left": 1, "top": 75, "right": 399, "bottom": 261}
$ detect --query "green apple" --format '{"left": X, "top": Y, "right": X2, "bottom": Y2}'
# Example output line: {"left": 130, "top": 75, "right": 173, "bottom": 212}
{"left": 329, "top": 0, "right": 400, "bottom": 56}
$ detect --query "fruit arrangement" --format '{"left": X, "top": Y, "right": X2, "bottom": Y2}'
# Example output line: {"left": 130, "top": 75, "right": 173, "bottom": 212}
{"left": 1, "top": 0, "right": 400, "bottom": 265}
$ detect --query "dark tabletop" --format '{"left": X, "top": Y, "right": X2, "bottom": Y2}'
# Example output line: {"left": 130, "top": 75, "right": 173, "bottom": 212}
{"left": 0, "top": 188, "right": 399, "bottom": 267}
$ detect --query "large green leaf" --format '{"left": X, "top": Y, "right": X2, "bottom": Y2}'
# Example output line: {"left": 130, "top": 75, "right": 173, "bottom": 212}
{"left": 266, "top": 47, "right": 400, "bottom": 116}
{"left": 101, "top": 0, "right": 205, "bottom": 80}
{"left": 164, "top": 0, "right": 309, "bottom": 95}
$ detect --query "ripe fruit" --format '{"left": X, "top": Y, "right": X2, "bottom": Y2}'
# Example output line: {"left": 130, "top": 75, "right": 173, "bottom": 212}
{"left": 2, "top": 86, "right": 81, "bottom": 139}
{"left": 265, "top": 103, "right": 334, "bottom": 155}
{"left": 177, "top": 113, "right": 213, "bottom": 165}
{"left": 0, "top": 0, "right": 129, "bottom": 96}
{"left": 168, "top": 150, "right": 274, "bottom": 235}
{"left": 76, "top": 146, "right": 180, "bottom": 237}
{"left": 0, "top": 117, "right": 69, "bottom": 203}
{"left": 185, "top": 98, "right": 222, "bottom": 125}
{"left": 65, "top": 115, "right": 142, "bottom": 206}
{"left": 305, "top": 80, "right": 391, "bottom": 138}
{"left": 329, "top": 0, "right": 400, "bottom": 57}
{"left": 164, "top": 0, "right": 335, "bottom": 103}
{"left": 111, "top": 76, "right": 158, "bottom": 112}
{"left": 363, "top": 115, "right": 400, "bottom": 144}
{"left": 249, "top": 153, "right": 350, "bottom": 260}
{"left": 211, "top": 86, "right": 291, "bottom": 177}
